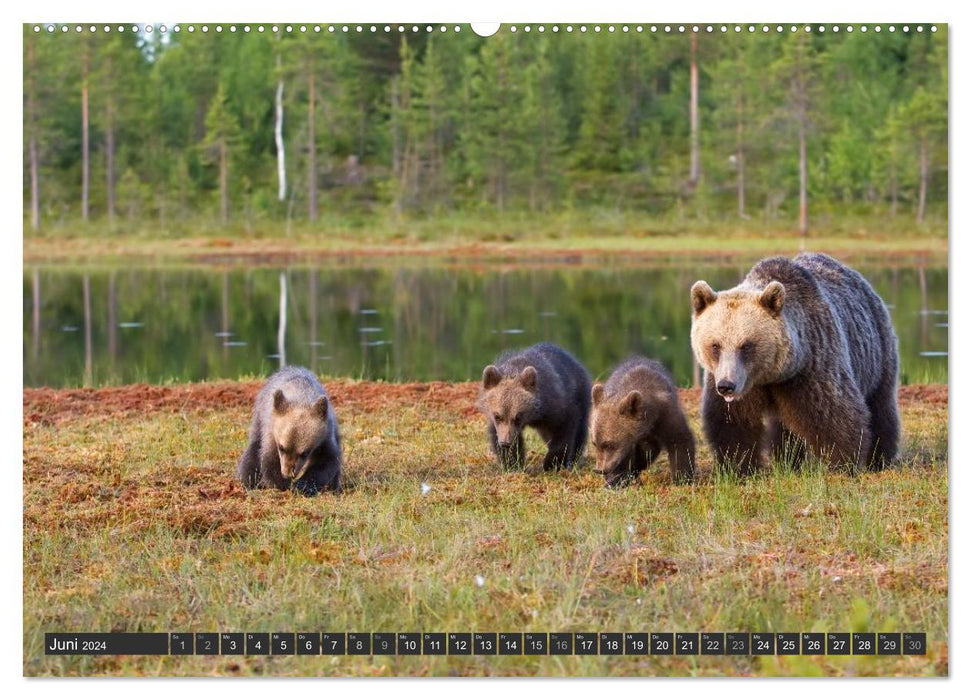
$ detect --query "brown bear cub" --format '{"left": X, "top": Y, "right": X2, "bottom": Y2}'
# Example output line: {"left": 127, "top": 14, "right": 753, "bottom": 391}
{"left": 590, "top": 357, "right": 696, "bottom": 488}
{"left": 690, "top": 252, "right": 900, "bottom": 475}
{"left": 237, "top": 366, "right": 342, "bottom": 495}
{"left": 477, "top": 342, "right": 592, "bottom": 471}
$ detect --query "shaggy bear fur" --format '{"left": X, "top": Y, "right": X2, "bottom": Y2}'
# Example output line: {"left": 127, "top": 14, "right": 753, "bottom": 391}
{"left": 590, "top": 356, "right": 696, "bottom": 488}
{"left": 690, "top": 252, "right": 900, "bottom": 474}
{"left": 477, "top": 342, "right": 592, "bottom": 471}
{"left": 237, "top": 366, "right": 342, "bottom": 495}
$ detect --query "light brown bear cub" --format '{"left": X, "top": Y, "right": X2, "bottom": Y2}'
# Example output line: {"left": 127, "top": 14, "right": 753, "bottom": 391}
{"left": 690, "top": 252, "right": 900, "bottom": 474}
{"left": 477, "top": 342, "right": 591, "bottom": 471}
{"left": 590, "top": 356, "right": 696, "bottom": 488}
{"left": 237, "top": 366, "right": 342, "bottom": 495}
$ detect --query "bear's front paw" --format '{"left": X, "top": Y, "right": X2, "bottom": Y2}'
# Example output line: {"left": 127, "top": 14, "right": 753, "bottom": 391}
{"left": 291, "top": 479, "right": 321, "bottom": 497}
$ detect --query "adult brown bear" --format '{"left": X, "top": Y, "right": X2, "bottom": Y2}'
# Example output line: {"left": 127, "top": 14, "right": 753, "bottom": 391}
{"left": 690, "top": 253, "right": 900, "bottom": 474}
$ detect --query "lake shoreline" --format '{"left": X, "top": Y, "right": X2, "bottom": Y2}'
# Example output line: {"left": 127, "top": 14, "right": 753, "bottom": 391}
{"left": 23, "top": 233, "right": 948, "bottom": 266}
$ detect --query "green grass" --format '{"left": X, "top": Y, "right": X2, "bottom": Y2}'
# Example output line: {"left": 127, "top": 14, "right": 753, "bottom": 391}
{"left": 23, "top": 383, "right": 948, "bottom": 676}
{"left": 23, "top": 210, "right": 947, "bottom": 265}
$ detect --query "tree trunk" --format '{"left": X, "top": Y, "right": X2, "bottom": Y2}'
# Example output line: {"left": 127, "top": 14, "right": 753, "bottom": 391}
{"left": 27, "top": 36, "right": 40, "bottom": 231}
{"left": 106, "top": 102, "right": 116, "bottom": 225}
{"left": 391, "top": 78, "right": 401, "bottom": 219}
{"left": 274, "top": 52, "right": 286, "bottom": 202}
{"left": 917, "top": 135, "right": 928, "bottom": 224}
{"left": 219, "top": 135, "right": 229, "bottom": 225}
{"left": 689, "top": 33, "right": 700, "bottom": 186}
{"left": 358, "top": 99, "right": 367, "bottom": 164}
{"left": 890, "top": 157, "right": 898, "bottom": 217}
{"left": 81, "top": 48, "right": 90, "bottom": 222}
{"left": 735, "top": 44, "right": 746, "bottom": 219}
{"left": 538, "top": 83, "right": 550, "bottom": 212}
{"left": 798, "top": 118, "right": 808, "bottom": 236}
{"left": 391, "top": 78, "right": 401, "bottom": 178}
{"left": 736, "top": 86, "right": 746, "bottom": 218}
{"left": 178, "top": 153, "right": 188, "bottom": 221}
{"left": 29, "top": 132, "right": 40, "bottom": 231}
{"left": 307, "top": 59, "right": 318, "bottom": 223}
{"left": 496, "top": 59, "right": 506, "bottom": 214}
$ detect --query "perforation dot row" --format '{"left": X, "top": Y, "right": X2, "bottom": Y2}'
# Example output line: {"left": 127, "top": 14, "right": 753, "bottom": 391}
{"left": 32, "top": 24, "right": 938, "bottom": 35}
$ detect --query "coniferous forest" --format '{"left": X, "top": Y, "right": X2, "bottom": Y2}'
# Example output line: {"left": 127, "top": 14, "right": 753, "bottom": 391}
{"left": 23, "top": 24, "right": 948, "bottom": 233}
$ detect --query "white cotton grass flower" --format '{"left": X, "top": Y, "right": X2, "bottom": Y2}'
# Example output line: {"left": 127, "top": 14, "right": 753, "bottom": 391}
{"left": 474, "top": 575, "right": 485, "bottom": 588}
{"left": 627, "top": 524, "right": 635, "bottom": 535}
{"left": 421, "top": 482, "right": 432, "bottom": 495}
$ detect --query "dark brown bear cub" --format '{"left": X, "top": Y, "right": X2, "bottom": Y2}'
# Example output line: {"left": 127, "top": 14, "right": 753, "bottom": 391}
{"left": 590, "top": 356, "right": 696, "bottom": 488}
{"left": 237, "top": 366, "right": 342, "bottom": 495}
{"left": 690, "top": 252, "right": 900, "bottom": 474}
{"left": 477, "top": 342, "right": 592, "bottom": 471}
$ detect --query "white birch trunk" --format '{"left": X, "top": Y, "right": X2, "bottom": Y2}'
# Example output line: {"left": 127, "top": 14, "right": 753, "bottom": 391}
{"left": 274, "top": 54, "right": 286, "bottom": 202}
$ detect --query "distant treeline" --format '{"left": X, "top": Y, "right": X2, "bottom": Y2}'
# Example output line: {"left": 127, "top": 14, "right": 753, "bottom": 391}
{"left": 23, "top": 25, "right": 947, "bottom": 232}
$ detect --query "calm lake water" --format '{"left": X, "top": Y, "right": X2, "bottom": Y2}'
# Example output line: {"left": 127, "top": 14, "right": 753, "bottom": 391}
{"left": 23, "top": 261, "right": 947, "bottom": 388}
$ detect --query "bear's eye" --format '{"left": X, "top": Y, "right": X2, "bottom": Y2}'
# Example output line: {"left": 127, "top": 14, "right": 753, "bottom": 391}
{"left": 601, "top": 442, "right": 615, "bottom": 452}
{"left": 493, "top": 413, "right": 503, "bottom": 423}
{"left": 513, "top": 413, "right": 523, "bottom": 424}
{"left": 299, "top": 450, "right": 309, "bottom": 460}
{"left": 710, "top": 343, "right": 721, "bottom": 359}
{"left": 740, "top": 341, "right": 755, "bottom": 357}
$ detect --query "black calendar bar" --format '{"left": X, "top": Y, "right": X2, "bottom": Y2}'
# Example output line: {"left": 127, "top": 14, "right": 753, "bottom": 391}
{"left": 43, "top": 631, "right": 927, "bottom": 656}
{"left": 45, "top": 633, "right": 169, "bottom": 655}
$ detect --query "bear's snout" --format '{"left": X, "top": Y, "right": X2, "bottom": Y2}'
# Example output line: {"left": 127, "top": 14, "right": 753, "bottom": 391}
{"left": 714, "top": 358, "right": 747, "bottom": 402}
{"left": 716, "top": 379, "right": 737, "bottom": 398}
{"left": 603, "top": 469, "right": 636, "bottom": 489}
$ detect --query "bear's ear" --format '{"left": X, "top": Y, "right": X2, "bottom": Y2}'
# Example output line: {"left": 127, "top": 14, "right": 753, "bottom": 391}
{"left": 619, "top": 390, "right": 644, "bottom": 417}
{"left": 482, "top": 365, "right": 502, "bottom": 389}
{"left": 691, "top": 281, "right": 718, "bottom": 316}
{"left": 272, "top": 390, "right": 290, "bottom": 414}
{"left": 759, "top": 281, "right": 786, "bottom": 316}
{"left": 592, "top": 383, "right": 606, "bottom": 407}
{"left": 520, "top": 366, "right": 537, "bottom": 392}
{"left": 312, "top": 396, "right": 329, "bottom": 419}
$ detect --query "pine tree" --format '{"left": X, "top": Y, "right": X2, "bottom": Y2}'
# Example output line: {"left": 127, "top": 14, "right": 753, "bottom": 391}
{"left": 202, "top": 83, "right": 242, "bottom": 224}
{"left": 520, "top": 36, "right": 565, "bottom": 212}
{"left": 769, "top": 31, "right": 824, "bottom": 235}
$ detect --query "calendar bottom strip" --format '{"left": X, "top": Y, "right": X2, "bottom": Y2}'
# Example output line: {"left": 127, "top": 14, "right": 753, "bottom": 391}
{"left": 45, "top": 632, "right": 926, "bottom": 656}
